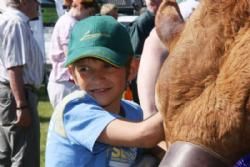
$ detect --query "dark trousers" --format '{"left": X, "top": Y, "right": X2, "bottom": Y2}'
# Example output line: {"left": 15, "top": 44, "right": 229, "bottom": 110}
{"left": 0, "top": 83, "right": 40, "bottom": 167}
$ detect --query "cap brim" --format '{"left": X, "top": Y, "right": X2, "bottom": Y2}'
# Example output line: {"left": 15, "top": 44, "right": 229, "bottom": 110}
{"left": 65, "top": 46, "right": 128, "bottom": 67}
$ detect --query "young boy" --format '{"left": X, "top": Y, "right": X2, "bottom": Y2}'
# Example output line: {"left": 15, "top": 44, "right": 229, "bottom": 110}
{"left": 45, "top": 15, "right": 164, "bottom": 167}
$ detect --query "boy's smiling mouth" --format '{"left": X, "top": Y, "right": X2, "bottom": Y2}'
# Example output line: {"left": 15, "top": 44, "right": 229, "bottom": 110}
{"left": 89, "top": 87, "right": 111, "bottom": 95}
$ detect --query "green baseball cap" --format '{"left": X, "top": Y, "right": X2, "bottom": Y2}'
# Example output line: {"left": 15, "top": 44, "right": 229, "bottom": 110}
{"left": 65, "top": 16, "right": 134, "bottom": 67}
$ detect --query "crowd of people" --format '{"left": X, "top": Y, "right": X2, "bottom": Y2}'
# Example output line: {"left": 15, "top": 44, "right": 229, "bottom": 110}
{"left": 3, "top": 0, "right": 248, "bottom": 167}
{"left": 0, "top": 0, "right": 43, "bottom": 166}
{"left": 0, "top": 0, "right": 165, "bottom": 166}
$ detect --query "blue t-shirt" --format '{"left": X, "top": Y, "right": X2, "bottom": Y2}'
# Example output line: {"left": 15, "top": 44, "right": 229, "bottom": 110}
{"left": 45, "top": 90, "right": 143, "bottom": 167}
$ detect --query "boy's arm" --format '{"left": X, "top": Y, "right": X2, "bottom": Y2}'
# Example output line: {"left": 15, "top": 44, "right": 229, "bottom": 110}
{"left": 98, "top": 112, "right": 164, "bottom": 148}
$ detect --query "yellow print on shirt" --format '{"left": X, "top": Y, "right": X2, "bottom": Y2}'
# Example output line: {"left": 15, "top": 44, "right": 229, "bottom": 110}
{"left": 110, "top": 147, "right": 137, "bottom": 163}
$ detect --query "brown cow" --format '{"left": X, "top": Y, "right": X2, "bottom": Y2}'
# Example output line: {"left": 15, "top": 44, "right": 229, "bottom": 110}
{"left": 155, "top": 0, "right": 250, "bottom": 166}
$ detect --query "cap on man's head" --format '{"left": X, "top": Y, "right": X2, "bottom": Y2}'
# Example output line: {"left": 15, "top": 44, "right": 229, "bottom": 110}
{"left": 65, "top": 16, "right": 134, "bottom": 67}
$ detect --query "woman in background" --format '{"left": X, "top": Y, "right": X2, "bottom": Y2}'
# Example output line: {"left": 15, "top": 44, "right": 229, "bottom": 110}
{"left": 47, "top": 0, "right": 98, "bottom": 108}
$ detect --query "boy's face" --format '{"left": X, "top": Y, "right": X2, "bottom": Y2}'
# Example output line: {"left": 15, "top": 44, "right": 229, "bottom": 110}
{"left": 69, "top": 57, "right": 128, "bottom": 112}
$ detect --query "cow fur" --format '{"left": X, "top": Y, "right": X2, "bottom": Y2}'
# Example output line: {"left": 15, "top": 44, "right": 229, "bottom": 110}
{"left": 155, "top": 0, "right": 250, "bottom": 164}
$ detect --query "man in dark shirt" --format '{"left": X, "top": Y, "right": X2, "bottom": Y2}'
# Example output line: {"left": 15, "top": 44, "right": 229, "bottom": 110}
{"left": 126, "top": 0, "right": 162, "bottom": 103}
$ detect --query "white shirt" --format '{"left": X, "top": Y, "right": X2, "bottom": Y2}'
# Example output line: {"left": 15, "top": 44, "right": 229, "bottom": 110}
{"left": 0, "top": 7, "right": 44, "bottom": 89}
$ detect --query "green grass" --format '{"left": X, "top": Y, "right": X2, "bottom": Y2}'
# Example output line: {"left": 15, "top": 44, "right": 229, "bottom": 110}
{"left": 41, "top": 7, "right": 58, "bottom": 26}
{"left": 38, "top": 87, "right": 53, "bottom": 167}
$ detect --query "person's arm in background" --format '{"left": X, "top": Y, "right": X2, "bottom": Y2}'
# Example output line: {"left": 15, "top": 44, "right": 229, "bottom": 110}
{"left": 137, "top": 28, "right": 168, "bottom": 119}
{"left": 8, "top": 66, "right": 31, "bottom": 127}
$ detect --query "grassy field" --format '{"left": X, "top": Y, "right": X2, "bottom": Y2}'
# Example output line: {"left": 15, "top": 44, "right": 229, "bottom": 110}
{"left": 38, "top": 87, "right": 53, "bottom": 167}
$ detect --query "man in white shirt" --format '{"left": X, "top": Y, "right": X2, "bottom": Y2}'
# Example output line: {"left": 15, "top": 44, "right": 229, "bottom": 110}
{"left": 0, "top": 0, "right": 44, "bottom": 166}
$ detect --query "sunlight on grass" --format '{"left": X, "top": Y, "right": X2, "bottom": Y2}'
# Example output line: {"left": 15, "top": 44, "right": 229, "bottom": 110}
{"left": 38, "top": 88, "right": 53, "bottom": 167}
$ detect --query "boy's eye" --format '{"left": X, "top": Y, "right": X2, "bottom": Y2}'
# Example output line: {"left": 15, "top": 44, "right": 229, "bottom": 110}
{"left": 104, "top": 63, "right": 116, "bottom": 69}
{"left": 77, "top": 66, "right": 90, "bottom": 72}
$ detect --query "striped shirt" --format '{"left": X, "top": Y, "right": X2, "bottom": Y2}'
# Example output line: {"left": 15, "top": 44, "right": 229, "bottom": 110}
{"left": 0, "top": 7, "right": 44, "bottom": 89}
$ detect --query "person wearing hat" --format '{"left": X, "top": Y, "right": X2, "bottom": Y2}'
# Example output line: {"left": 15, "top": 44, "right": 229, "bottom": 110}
{"left": 100, "top": 3, "right": 118, "bottom": 19}
{"left": 47, "top": 0, "right": 98, "bottom": 108}
{"left": 45, "top": 16, "right": 164, "bottom": 167}
{"left": 0, "top": 0, "right": 44, "bottom": 166}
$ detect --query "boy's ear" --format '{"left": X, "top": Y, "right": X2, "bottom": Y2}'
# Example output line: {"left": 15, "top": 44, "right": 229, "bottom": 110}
{"left": 68, "top": 66, "right": 74, "bottom": 76}
{"left": 128, "top": 57, "right": 140, "bottom": 81}
{"left": 68, "top": 66, "right": 78, "bottom": 84}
